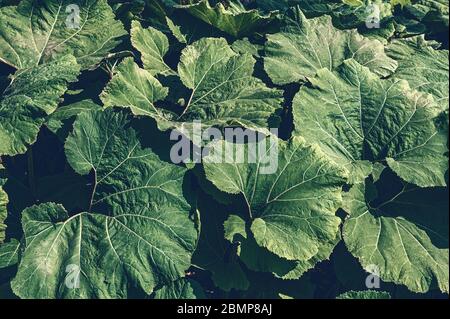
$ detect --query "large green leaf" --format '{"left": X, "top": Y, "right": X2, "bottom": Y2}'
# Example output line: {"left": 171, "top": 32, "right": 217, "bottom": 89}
{"left": 264, "top": 7, "right": 398, "bottom": 85}
{"left": 0, "top": 0, "right": 126, "bottom": 70}
{"left": 0, "top": 56, "right": 80, "bottom": 156}
{"left": 102, "top": 37, "right": 283, "bottom": 138}
{"left": 342, "top": 179, "right": 449, "bottom": 293}
{"left": 223, "top": 213, "right": 339, "bottom": 280}
{"left": 203, "top": 137, "right": 346, "bottom": 266}
{"left": 175, "top": 0, "right": 278, "bottom": 38}
{"left": 387, "top": 36, "right": 449, "bottom": 112}
{"left": 11, "top": 109, "right": 198, "bottom": 298}
{"left": 293, "top": 59, "right": 448, "bottom": 187}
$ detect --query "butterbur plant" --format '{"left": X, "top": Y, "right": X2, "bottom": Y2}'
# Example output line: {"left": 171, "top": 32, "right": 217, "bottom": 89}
{"left": 0, "top": 0, "right": 448, "bottom": 300}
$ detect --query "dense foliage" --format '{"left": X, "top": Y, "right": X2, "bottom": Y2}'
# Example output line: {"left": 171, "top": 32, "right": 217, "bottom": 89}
{"left": 0, "top": 0, "right": 448, "bottom": 299}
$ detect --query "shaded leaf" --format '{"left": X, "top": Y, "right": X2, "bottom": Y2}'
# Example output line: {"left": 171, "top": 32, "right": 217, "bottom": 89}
{"left": 0, "top": 56, "right": 80, "bottom": 156}
{"left": 342, "top": 180, "right": 449, "bottom": 293}
{"left": 11, "top": 109, "right": 198, "bottom": 298}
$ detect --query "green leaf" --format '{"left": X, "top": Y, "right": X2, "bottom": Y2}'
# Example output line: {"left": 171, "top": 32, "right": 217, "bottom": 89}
{"left": 337, "top": 290, "right": 391, "bottom": 299}
{"left": 224, "top": 214, "right": 298, "bottom": 278}
{"left": 232, "top": 39, "right": 263, "bottom": 57}
{"left": 104, "top": 37, "right": 283, "bottom": 138}
{"left": 130, "top": 21, "right": 176, "bottom": 76}
{"left": 46, "top": 99, "right": 102, "bottom": 138}
{"left": 0, "top": 56, "right": 80, "bottom": 156}
{"left": 203, "top": 137, "right": 346, "bottom": 265}
{"left": 176, "top": 37, "right": 282, "bottom": 133}
{"left": 101, "top": 57, "right": 169, "bottom": 116}
{"left": 259, "top": 1, "right": 395, "bottom": 33}
{"left": 223, "top": 213, "right": 339, "bottom": 280}
{"left": 387, "top": 36, "right": 449, "bottom": 112}
{"left": 176, "top": 0, "right": 278, "bottom": 38}
{"left": 264, "top": 7, "right": 398, "bottom": 85}
{"left": 342, "top": 180, "right": 449, "bottom": 293}
{"left": 11, "top": 109, "right": 198, "bottom": 298}
{"left": 293, "top": 59, "right": 448, "bottom": 187}
{"left": 166, "top": 17, "right": 188, "bottom": 44}
{"left": 0, "top": 0, "right": 126, "bottom": 70}
{"left": 153, "top": 278, "right": 206, "bottom": 299}
{"left": 0, "top": 239, "right": 20, "bottom": 269}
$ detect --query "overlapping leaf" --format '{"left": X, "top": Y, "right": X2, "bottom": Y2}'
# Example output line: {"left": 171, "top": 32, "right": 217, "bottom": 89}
{"left": 130, "top": 21, "right": 176, "bottom": 76}
{"left": 406, "top": 0, "right": 449, "bottom": 32}
{"left": 0, "top": 56, "right": 80, "bottom": 156}
{"left": 387, "top": 36, "right": 449, "bottom": 111}
{"left": 293, "top": 59, "right": 448, "bottom": 186}
{"left": 342, "top": 179, "right": 449, "bottom": 293}
{"left": 192, "top": 193, "right": 249, "bottom": 292}
{"left": 0, "top": 0, "right": 126, "bottom": 70}
{"left": 11, "top": 109, "right": 198, "bottom": 298}
{"left": 103, "top": 32, "right": 283, "bottom": 137}
{"left": 264, "top": 7, "right": 398, "bottom": 85}
{"left": 174, "top": 0, "right": 278, "bottom": 37}
{"left": 203, "top": 137, "right": 347, "bottom": 271}
{"left": 153, "top": 278, "right": 206, "bottom": 299}
{"left": 46, "top": 99, "right": 102, "bottom": 138}
{"left": 0, "top": 239, "right": 20, "bottom": 269}
{"left": 101, "top": 57, "right": 169, "bottom": 117}
{"left": 223, "top": 213, "right": 340, "bottom": 280}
